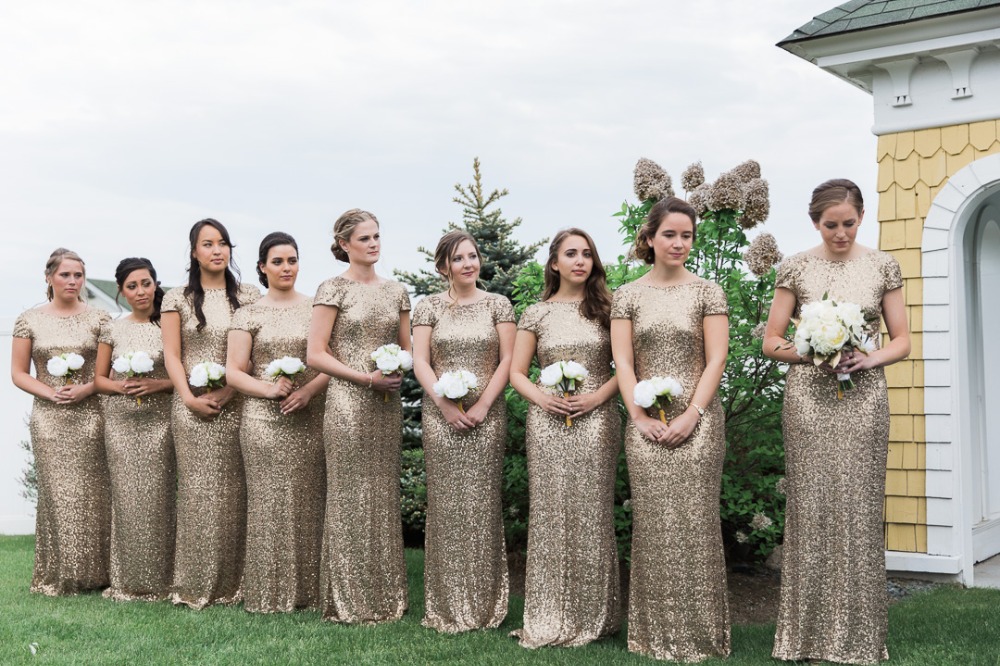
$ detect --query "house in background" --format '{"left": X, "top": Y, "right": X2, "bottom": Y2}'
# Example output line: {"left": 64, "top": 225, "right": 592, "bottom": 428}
{"left": 780, "top": 0, "right": 1000, "bottom": 586}
{"left": 85, "top": 278, "right": 130, "bottom": 314}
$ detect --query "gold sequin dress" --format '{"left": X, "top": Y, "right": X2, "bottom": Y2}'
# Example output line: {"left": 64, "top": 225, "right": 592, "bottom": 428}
{"left": 411, "top": 293, "right": 514, "bottom": 633}
{"left": 315, "top": 276, "right": 410, "bottom": 624}
{"left": 512, "top": 301, "right": 621, "bottom": 648}
{"left": 611, "top": 280, "right": 731, "bottom": 662}
{"left": 98, "top": 317, "right": 175, "bottom": 601}
{"left": 230, "top": 299, "right": 326, "bottom": 613}
{"left": 772, "top": 252, "right": 902, "bottom": 665}
{"left": 14, "top": 307, "right": 112, "bottom": 595}
{"left": 162, "top": 284, "right": 260, "bottom": 608}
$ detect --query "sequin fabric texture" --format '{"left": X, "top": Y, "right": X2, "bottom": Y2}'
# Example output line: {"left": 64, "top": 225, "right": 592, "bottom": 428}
{"left": 511, "top": 301, "right": 621, "bottom": 648}
{"left": 14, "top": 307, "right": 112, "bottom": 595}
{"left": 162, "top": 284, "right": 259, "bottom": 608}
{"left": 230, "top": 298, "right": 326, "bottom": 612}
{"left": 611, "top": 280, "right": 731, "bottom": 662}
{"left": 314, "top": 276, "right": 410, "bottom": 624}
{"left": 99, "top": 317, "right": 175, "bottom": 601}
{"left": 411, "top": 293, "right": 513, "bottom": 633}
{"left": 772, "top": 252, "right": 902, "bottom": 664}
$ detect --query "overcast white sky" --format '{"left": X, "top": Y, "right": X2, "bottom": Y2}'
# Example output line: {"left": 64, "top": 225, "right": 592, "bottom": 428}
{"left": 0, "top": 0, "right": 878, "bottom": 316}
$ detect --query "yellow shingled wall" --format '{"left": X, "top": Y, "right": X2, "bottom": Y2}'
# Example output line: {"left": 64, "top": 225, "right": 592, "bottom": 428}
{"left": 876, "top": 120, "right": 1000, "bottom": 552}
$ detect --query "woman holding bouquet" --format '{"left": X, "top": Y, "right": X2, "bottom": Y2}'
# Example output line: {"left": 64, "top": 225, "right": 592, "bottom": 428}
{"left": 510, "top": 228, "right": 621, "bottom": 648}
{"left": 411, "top": 230, "right": 515, "bottom": 633}
{"left": 610, "top": 198, "right": 731, "bottom": 661}
{"left": 226, "top": 232, "right": 329, "bottom": 613}
{"left": 11, "top": 248, "right": 111, "bottom": 595}
{"left": 764, "top": 179, "right": 909, "bottom": 664}
{"left": 94, "top": 257, "right": 175, "bottom": 601}
{"left": 307, "top": 209, "right": 411, "bottom": 624}
{"left": 161, "top": 218, "right": 259, "bottom": 608}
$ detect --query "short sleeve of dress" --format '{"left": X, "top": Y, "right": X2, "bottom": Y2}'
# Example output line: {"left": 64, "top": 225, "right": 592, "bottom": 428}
{"left": 98, "top": 320, "right": 113, "bottom": 346}
{"left": 517, "top": 303, "right": 542, "bottom": 334}
{"left": 12, "top": 313, "right": 32, "bottom": 340}
{"left": 238, "top": 283, "right": 261, "bottom": 306}
{"left": 702, "top": 281, "right": 730, "bottom": 317}
{"left": 161, "top": 287, "right": 186, "bottom": 314}
{"left": 397, "top": 284, "right": 412, "bottom": 313}
{"left": 411, "top": 297, "right": 438, "bottom": 328}
{"left": 610, "top": 284, "right": 636, "bottom": 320}
{"left": 774, "top": 255, "right": 801, "bottom": 292}
{"left": 492, "top": 296, "right": 515, "bottom": 325}
{"left": 881, "top": 253, "right": 903, "bottom": 292}
{"left": 229, "top": 305, "right": 255, "bottom": 334}
{"left": 96, "top": 309, "right": 112, "bottom": 329}
{"left": 314, "top": 278, "right": 344, "bottom": 309}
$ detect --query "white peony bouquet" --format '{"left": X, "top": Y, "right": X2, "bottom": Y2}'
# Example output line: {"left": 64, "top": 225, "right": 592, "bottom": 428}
{"left": 112, "top": 350, "right": 155, "bottom": 405}
{"left": 789, "top": 293, "right": 875, "bottom": 399}
{"left": 432, "top": 370, "right": 478, "bottom": 413}
{"left": 633, "top": 376, "right": 684, "bottom": 424}
{"left": 189, "top": 361, "right": 226, "bottom": 390}
{"left": 47, "top": 352, "right": 85, "bottom": 384}
{"left": 371, "top": 344, "right": 413, "bottom": 401}
{"left": 539, "top": 360, "right": 589, "bottom": 427}
{"left": 265, "top": 356, "right": 306, "bottom": 380}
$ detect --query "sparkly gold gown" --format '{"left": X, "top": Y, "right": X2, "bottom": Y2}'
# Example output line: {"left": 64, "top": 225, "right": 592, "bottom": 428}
{"left": 512, "top": 301, "right": 621, "bottom": 648}
{"left": 230, "top": 299, "right": 326, "bottom": 613}
{"left": 411, "top": 293, "right": 513, "bottom": 633}
{"left": 315, "top": 276, "right": 410, "bottom": 624}
{"left": 773, "top": 252, "right": 902, "bottom": 664}
{"left": 99, "top": 317, "right": 175, "bottom": 601}
{"left": 162, "top": 284, "right": 259, "bottom": 608}
{"left": 14, "top": 307, "right": 112, "bottom": 595}
{"left": 611, "top": 280, "right": 731, "bottom": 662}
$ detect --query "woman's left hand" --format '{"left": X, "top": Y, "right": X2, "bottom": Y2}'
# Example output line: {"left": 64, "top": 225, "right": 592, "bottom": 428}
{"left": 567, "top": 392, "right": 603, "bottom": 420}
{"left": 53, "top": 383, "right": 92, "bottom": 405}
{"left": 279, "top": 387, "right": 312, "bottom": 415}
{"left": 661, "top": 410, "right": 699, "bottom": 449}
{"left": 464, "top": 401, "right": 489, "bottom": 427}
{"left": 834, "top": 348, "right": 878, "bottom": 375}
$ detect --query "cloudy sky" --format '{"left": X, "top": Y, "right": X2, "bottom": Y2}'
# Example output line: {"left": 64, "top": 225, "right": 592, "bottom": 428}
{"left": 0, "top": 0, "right": 878, "bottom": 316}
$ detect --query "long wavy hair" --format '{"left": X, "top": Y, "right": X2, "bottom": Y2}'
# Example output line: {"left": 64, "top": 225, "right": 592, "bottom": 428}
{"left": 184, "top": 218, "right": 242, "bottom": 331}
{"left": 115, "top": 257, "right": 165, "bottom": 326}
{"left": 542, "top": 228, "right": 612, "bottom": 329}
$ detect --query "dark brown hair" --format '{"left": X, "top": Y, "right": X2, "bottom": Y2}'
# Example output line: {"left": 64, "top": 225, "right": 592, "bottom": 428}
{"left": 331, "top": 209, "right": 379, "bottom": 263}
{"left": 433, "top": 230, "right": 480, "bottom": 305}
{"left": 257, "top": 232, "right": 298, "bottom": 288}
{"left": 635, "top": 196, "right": 697, "bottom": 264}
{"left": 44, "top": 248, "right": 86, "bottom": 302}
{"left": 808, "top": 178, "right": 864, "bottom": 223}
{"left": 542, "top": 228, "right": 612, "bottom": 329}
{"left": 115, "top": 257, "right": 165, "bottom": 326}
{"left": 184, "top": 218, "right": 242, "bottom": 331}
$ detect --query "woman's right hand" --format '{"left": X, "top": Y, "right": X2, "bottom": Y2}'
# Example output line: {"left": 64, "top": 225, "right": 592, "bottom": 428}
{"left": 185, "top": 393, "right": 222, "bottom": 418}
{"left": 634, "top": 414, "right": 668, "bottom": 443}
{"left": 438, "top": 398, "right": 476, "bottom": 432}
{"left": 264, "top": 376, "right": 294, "bottom": 400}
{"left": 535, "top": 392, "right": 572, "bottom": 417}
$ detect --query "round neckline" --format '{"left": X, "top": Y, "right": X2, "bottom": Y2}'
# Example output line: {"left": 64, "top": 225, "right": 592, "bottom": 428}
{"left": 335, "top": 275, "right": 387, "bottom": 287}
{"left": 633, "top": 278, "right": 701, "bottom": 290}
{"left": 544, "top": 299, "right": 583, "bottom": 305}
{"left": 438, "top": 292, "right": 490, "bottom": 308}
{"left": 804, "top": 249, "right": 874, "bottom": 264}
{"left": 38, "top": 306, "right": 90, "bottom": 319}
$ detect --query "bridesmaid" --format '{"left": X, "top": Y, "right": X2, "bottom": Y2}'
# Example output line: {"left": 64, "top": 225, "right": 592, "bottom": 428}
{"left": 95, "top": 257, "right": 175, "bottom": 601}
{"left": 510, "top": 228, "right": 622, "bottom": 648}
{"left": 764, "top": 179, "right": 909, "bottom": 664}
{"left": 307, "top": 208, "right": 411, "bottom": 624}
{"left": 226, "top": 232, "right": 329, "bottom": 613}
{"left": 161, "top": 218, "right": 259, "bottom": 608}
{"left": 610, "top": 197, "right": 731, "bottom": 661}
{"left": 411, "top": 230, "right": 515, "bottom": 633}
{"left": 11, "top": 248, "right": 111, "bottom": 595}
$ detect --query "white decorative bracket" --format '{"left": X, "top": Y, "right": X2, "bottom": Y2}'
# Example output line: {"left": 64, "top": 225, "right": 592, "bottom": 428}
{"left": 874, "top": 57, "right": 919, "bottom": 107}
{"left": 934, "top": 48, "right": 980, "bottom": 99}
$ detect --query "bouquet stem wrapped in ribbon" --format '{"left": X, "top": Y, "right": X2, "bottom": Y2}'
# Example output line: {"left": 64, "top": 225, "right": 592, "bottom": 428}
{"left": 112, "top": 350, "right": 155, "bottom": 405}
{"left": 432, "top": 370, "right": 478, "bottom": 414}
{"left": 632, "top": 376, "right": 684, "bottom": 425}
{"left": 371, "top": 344, "right": 413, "bottom": 402}
{"left": 539, "top": 360, "right": 589, "bottom": 427}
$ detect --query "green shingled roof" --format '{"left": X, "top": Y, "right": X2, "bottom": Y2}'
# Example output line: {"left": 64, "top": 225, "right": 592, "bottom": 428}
{"left": 779, "top": 0, "right": 1000, "bottom": 44}
{"left": 87, "top": 279, "right": 126, "bottom": 309}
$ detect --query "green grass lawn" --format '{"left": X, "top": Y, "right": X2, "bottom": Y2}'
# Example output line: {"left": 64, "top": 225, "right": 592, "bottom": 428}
{"left": 1, "top": 535, "right": 998, "bottom": 665}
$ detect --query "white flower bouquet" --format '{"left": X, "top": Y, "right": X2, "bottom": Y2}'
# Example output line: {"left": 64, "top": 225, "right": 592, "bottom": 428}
{"left": 633, "top": 376, "right": 684, "bottom": 424}
{"left": 432, "top": 370, "right": 478, "bottom": 413}
{"left": 789, "top": 293, "right": 875, "bottom": 399}
{"left": 189, "top": 361, "right": 226, "bottom": 390}
{"left": 539, "top": 360, "right": 589, "bottom": 427}
{"left": 265, "top": 356, "right": 306, "bottom": 380}
{"left": 47, "top": 352, "right": 85, "bottom": 385}
{"left": 112, "top": 350, "right": 155, "bottom": 405}
{"left": 371, "top": 344, "right": 413, "bottom": 401}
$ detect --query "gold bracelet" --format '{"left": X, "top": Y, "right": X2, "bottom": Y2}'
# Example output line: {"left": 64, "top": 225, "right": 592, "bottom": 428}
{"left": 691, "top": 402, "right": 705, "bottom": 418}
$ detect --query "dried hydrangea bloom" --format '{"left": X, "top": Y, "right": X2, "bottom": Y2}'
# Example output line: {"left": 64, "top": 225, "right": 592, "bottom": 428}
{"left": 633, "top": 157, "right": 674, "bottom": 202}
{"left": 774, "top": 477, "right": 787, "bottom": 496}
{"left": 731, "top": 159, "right": 761, "bottom": 184}
{"left": 688, "top": 183, "right": 711, "bottom": 217}
{"left": 740, "top": 177, "right": 771, "bottom": 229}
{"left": 681, "top": 161, "right": 705, "bottom": 192}
{"left": 751, "top": 322, "right": 766, "bottom": 339}
{"left": 750, "top": 512, "right": 774, "bottom": 531}
{"left": 743, "top": 232, "right": 783, "bottom": 277}
{"left": 735, "top": 531, "right": 749, "bottom": 544}
{"left": 708, "top": 170, "right": 745, "bottom": 211}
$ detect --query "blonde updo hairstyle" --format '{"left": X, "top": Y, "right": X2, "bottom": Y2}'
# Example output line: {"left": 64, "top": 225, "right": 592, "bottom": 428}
{"left": 44, "top": 248, "right": 86, "bottom": 302}
{"left": 433, "top": 230, "right": 480, "bottom": 304}
{"left": 634, "top": 196, "right": 698, "bottom": 265}
{"left": 331, "top": 208, "right": 379, "bottom": 263}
